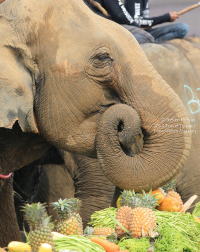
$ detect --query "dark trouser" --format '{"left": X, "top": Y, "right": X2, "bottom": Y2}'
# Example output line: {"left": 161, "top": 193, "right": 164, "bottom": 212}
{"left": 121, "top": 24, "right": 155, "bottom": 44}
{"left": 146, "top": 23, "right": 189, "bottom": 43}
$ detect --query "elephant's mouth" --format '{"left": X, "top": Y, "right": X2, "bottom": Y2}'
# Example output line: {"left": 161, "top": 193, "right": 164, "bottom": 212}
{"left": 120, "top": 130, "right": 144, "bottom": 157}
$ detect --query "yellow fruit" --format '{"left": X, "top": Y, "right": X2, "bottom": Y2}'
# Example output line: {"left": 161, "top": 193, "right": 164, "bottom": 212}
{"left": 166, "top": 190, "right": 183, "bottom": 205}
{"left": 129, "top": 207, "right": 156, "bottom": 238}
{"left": 93, "top": 227, "right": 115, "bottom": 236}
{"left": 39, "top": 243, "right": 52, "bottom": 252}
{"left": 157, "top": 196, "right": 182, "bottom": 212}
{"left": 8, "top": 241, "right": 32, "bottom": 252}
{"left": 51, "top": 232, "right": 67, "bottom": 238}
{"left": 149, "top": 189, "right": 165, "bottom": 205}
{"left": 116, "top": 206, "right": 132, "bottom": 235}
{"left": 194, "top": 216, "right": 200, "bottom": 223}
{"left": 116, "top": 197, "right": 121, "bottom": 208}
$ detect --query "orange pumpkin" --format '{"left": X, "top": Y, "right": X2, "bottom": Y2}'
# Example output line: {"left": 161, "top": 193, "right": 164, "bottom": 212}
{"left": 149, "top": 189, "right": 165, "bottom": 205}
{"left": 156, "top": 196, "right": 182, "bottom": 212}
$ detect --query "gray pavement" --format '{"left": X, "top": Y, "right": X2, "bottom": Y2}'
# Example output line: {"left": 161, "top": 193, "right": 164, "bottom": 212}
{"left": 149, "top": 0, "right": 200, "bottom": 37}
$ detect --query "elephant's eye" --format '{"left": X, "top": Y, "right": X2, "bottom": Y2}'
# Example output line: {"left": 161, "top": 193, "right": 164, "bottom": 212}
{"left": 97, "top": 53, "right": 110, "bottom": 62}
{"left": 86, "top": 47, "right": 115, "bottom": 85}
{"left": 90, "top": 48, "right": 113, "bottom": 68}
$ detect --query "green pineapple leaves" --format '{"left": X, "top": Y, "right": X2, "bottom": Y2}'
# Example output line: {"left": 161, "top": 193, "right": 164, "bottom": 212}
{"left": 21, "top": 202, "right": 47, "bottom": 229}
{"left": 162, "top": 179, "right": 176, "bottom": 193}
{"left": 51, "top": 198, "right": 82, "bottom": 219}
{"left": 119, "top": 190, "right": 159, "bottom": 210}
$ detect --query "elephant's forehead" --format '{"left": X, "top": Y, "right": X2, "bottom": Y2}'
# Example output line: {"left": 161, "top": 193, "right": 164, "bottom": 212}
{"left": 0, "top": 0, "right": 137, "bottom": 53}
{"left": 0, "top": 0, "right": 104, "bottom": 34}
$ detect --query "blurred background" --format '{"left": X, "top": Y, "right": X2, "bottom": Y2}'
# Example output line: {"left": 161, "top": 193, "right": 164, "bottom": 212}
{"left": 149, "top": 0, "right": 199, "bottom": 37}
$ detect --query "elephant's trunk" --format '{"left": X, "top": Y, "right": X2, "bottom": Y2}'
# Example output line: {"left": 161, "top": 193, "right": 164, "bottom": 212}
{"left": 96, "top": 71, "right": 192, "bottom": 192}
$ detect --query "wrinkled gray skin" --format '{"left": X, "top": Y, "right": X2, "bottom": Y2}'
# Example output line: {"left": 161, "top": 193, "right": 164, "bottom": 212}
{"left": 30, "top": 38, "right": 200, "bottom": 228}
{"left": 33, "top": 152, "right": 116, "bottom": 228}
{"left": 141, "top": 37, "right": 200, "bottom": 210}
{"left": 0, "top": 0, "right": 192, "bottom": 245}
{"left": 14, "top": 149, "right": 116, "bottom": 229}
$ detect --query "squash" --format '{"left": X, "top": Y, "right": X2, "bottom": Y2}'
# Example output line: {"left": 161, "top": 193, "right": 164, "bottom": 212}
{"left": 156, "top": 196, "right": 182, "bottom": 212}
{"left": 194, "top": 216, "right": 200, "bottom": 223}
{"left": 116, "top": 197, "right": 121, "bottom": 208}
{"left": 8, "top": 241, "right": 32, "bottom": 252}
{"left": 38, "top": 243, "right": 52, "bottom": 252}
{"left": 149, "top": 188, "right": 165, "bottom": 205}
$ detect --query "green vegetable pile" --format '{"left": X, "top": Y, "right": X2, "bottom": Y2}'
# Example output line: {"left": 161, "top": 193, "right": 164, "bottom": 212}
{"left": 88, "top": 207, "right": 118, "bottom": 228}
{"left": 154, "top": 207, "right": 200, "bottom": 252}
{"left": 88, "top": 203, "right": 200, "bottom": 252}
{"left": 154, "top": 225, "right": 197, "bottom": 252}
{"left": 192, "top": 202, "right": 200, "bottom": 217}
{"left": 54, "top": 235, "right": 105, "bottom": 252}
{"left": 118, "top": 237, "right": 151, "bottom": 252}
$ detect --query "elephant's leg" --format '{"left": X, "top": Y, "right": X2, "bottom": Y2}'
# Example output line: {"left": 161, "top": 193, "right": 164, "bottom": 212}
{"left": 0, "top": 178, "right": 21, "bottom": 246}
{"left": 175, "top": 161, "right": 200, "bottom": 212}
{"left": 33, "top": 163, "right": 75, "bottom": 224}
{"left": 32, "top": 135, "right": 144, "bottom": 228}
{"left": 33, "top": 151, "right": 115, "bottom": 228}
{"left": 73, "top": 154, "right": 115, "bottom": 227}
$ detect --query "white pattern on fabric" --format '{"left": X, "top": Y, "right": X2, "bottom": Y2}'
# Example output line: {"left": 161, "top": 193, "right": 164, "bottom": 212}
{"left": 118, "top": 0, "right": 134, "bottom": 24}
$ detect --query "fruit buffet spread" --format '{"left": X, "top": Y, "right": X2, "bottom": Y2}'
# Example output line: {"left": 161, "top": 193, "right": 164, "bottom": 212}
{"left": 1, "top": 180, "right": 200, "bottom": 252}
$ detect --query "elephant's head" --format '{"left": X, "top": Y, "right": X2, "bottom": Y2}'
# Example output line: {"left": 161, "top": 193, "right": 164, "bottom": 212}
{"left": 0, "top": 0, "right": 191, "bottom": 191}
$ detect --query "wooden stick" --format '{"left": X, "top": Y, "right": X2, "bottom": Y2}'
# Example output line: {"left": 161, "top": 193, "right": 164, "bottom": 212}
{"left": 176, "top": 2, "right": 200, "bottom": 15}
{"left": 181, "top": 195, "right": 198, "bottom": 213}
{"left": 89, "top": 0, "right": 111, "bottom": 18}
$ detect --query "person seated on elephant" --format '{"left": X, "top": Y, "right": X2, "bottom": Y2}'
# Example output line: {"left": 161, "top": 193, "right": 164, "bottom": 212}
{"left": 83, "top": 0, "right": 155, "bottom": 44}
{"left": 123, "top": 0, "right": 189, "bottom": 43}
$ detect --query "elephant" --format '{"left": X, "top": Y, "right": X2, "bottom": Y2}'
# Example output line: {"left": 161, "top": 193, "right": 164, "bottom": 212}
{"left": 13, "top": 146, "right": 64, "bottom": 232}
{"left": 15, "top": 37, "right": 200, "bottom": 230}
{"left": 14, "top": 148, "right": 116, "bottom": 230}
{"left": 0, "top": 0, "right": 192, "bottom": 246}
{"left": 140, "top": 37, "right": 200, "bottom": 210}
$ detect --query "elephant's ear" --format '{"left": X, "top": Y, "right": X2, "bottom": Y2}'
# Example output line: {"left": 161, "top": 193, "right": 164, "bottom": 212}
{"left": 0, "top": 46, "right": 38, "bottom": 133}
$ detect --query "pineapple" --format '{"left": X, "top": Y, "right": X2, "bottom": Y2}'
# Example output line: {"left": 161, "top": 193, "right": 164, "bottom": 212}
{"left": 92, "top": 227, "right": 115, "bottom": 236}
{"left": 117, "top": 190, "right": 157, "bottom": 238}
{"left": 129, "top": 207, "right": 156, "bottom": 238}
{"left": 162, "top": 180, "right": 183, "bottom": 205}
{"left": 22, "top": 203, "right": 55, "bottom": 252}
{"left": 52, "top": 198, "right": 83, "bottom": 235}
{"left": 116, "top": 206, "right": 132, "bottom": 235}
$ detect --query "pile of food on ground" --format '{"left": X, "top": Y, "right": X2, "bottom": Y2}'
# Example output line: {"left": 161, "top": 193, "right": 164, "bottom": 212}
{"left": 1, "top": 180, "right": 200, "bottom": 252}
